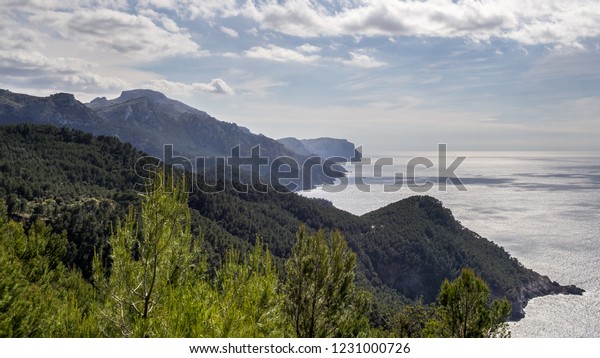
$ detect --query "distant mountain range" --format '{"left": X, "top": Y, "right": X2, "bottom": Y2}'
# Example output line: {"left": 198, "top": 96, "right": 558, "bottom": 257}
{"left": 0, "top": 89, "right": 360, "bottom": 189}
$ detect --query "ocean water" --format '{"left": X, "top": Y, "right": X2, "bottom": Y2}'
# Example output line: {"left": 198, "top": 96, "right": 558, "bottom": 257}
{"left": 300, "top": 151, "right": 600, "bottom": 337}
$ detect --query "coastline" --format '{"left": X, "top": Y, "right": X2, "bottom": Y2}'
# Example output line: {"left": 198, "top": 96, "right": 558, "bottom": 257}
{"left": 512, "top": 275, "right": 585, "bottom": 320}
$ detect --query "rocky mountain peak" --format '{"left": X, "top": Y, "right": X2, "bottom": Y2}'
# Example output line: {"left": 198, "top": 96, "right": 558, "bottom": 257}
{"left": 49, "top": 92, "right": 77, "bottom": 105}
{"left": 118, "top": 89, "right": 167, "bottom": 102}
{"left": 89, "top": 96, "right": 108, "bottom": 106}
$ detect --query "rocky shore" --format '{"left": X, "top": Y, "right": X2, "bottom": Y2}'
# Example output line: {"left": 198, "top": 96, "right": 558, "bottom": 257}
{"left": 511, "top": 275, "right": 585, "bottom": 320}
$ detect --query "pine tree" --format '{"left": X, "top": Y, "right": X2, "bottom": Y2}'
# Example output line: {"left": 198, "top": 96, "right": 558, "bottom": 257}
{"left": 423, "top": 268, "right": 511, "bottom": 338}
{"left": 211, "top": 240, "right": 287, "bottom": 337}
{"left": 0, "top": 199, "right": 96, "bottom": 337}
{"left": 93, "top": 174, "right": 200, "bottom": 337}
{"left": 284, "top": 226, "right": 370, "bottom": 337}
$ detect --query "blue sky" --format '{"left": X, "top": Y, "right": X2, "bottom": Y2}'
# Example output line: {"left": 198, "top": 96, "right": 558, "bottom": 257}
{"left": 1, "top": 0, "right": 599, "bottom": 152}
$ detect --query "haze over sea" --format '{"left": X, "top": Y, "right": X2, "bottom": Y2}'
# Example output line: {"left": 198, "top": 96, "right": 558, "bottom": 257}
{"left": 301, "top": 151, "right": 600, "bottom": 337}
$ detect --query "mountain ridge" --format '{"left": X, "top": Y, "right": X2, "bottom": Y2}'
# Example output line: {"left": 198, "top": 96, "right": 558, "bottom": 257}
{"left": 0, "top": 89, "right": 355, "bottom": 189}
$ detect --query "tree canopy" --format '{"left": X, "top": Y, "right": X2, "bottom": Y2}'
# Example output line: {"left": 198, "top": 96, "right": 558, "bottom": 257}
{"left": 423, "top": 268, "right": 511, "bottom": 338}
{"left": 284, "top": 226, "right": 370, "bottom": 337}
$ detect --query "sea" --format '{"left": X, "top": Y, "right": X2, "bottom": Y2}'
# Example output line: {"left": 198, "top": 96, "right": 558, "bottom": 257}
{"left": 300, "top": 151, "right": 600, "bottom": 337}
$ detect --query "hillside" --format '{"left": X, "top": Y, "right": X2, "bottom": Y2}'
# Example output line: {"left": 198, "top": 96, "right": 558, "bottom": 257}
{"left": 0, "top": 124, "right": 583, "bottom": 323}
{"left": 0, "top": 89, "right": 347, "bottom": 189}
{"left": 87, "top": 89, "right": 288, "bottom": 159}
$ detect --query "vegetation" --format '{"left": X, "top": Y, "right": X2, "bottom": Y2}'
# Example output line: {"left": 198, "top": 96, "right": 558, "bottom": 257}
{"left": 0, "top": 183, "right": 511, "bottom": 338}
{"left": 0, "top": 200, "right": 97, "bottom": 337}
{"left": 93, "top": 174, "right": 199, "bottom": 337}
{"left": 0, "top": 124, "right": 534, "bottom": 337}
{"left": 0, "top": 191, "right": 511, "bottom": 338}
{"left": 423, "top": 268, "right": 512, "bottom": 338}
{"left": 389, "top": 298, "right": 437, "bottom": 338}
{"left": 0, "top": 172, "right": 372, "bottom": 337}
{"left": 285, "top": 227, "right": 370, "bottom": 337}
{"left": 91, "top": 174, "right": 292, "bottom": 337}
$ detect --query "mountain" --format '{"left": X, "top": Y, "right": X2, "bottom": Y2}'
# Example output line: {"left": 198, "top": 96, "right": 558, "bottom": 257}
{"left": 0, "top": 90, "right": 105, "bottom": 131}
{"left": 279, "top": 137, "right": 362, "bottom": 162}
{"left": 277, "top": 137, "right": 312, "bottom": 156}
{"left": 0, "top": 89, "right": 342, "bottom": 189}
{"left": 0, "top": 124, "right": 583, "bottom": 322}
{"left": 86, "top": 89, "right": 278, "bottom": 158}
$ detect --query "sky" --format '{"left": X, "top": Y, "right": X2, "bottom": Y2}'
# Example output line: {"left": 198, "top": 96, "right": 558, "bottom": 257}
{"left": 1, "top": 0, "right": 600, "bottom": 153}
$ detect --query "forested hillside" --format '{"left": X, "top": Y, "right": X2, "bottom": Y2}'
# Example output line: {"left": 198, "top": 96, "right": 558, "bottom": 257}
{"left": 0, "top": 125, "right": 581, "bottom": 333}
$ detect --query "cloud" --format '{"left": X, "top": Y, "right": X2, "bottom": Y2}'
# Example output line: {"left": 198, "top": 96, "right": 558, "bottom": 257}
{"left": 0, "top": 0, "right": 129, "bottom": 11}
{"left": 137, "top": 0, "right": 238, "bottom": 20}
{"left": 220, "top": 25, "right": 239, "bottom": 38}
{"left": 245, "top": 44, "right": 321, "bottom": 63}
{"left": 339, "top": 51, "right": 386, "bottom": 68}
{"left": 246, "top": 27, "right": 260, "bottom": 36}
{"left": 0, "top": 12, "right": 127, "bottom": 94}
{"left": 136, "top": 8, "right": 182, "bottom": 32}
{"left": 233, "top": 0, "right": 600, "bottom": 48}
{"left": 0, "top": 0, "right": 75, "bottom": 10}
{"left": 221, "top": 52, "right": 240, "bottom": 58}
{"left": 296, "top": 43, "right": 321, "bottom": 53}
{"left": 31, "top": 9, "right": 203, "bottom": 60}
{"left": 146, "top": 78, "right": 236, "bottom": 95}
{"left": 0, "top": 50, "right": 92, "bottom": 73}
{"left": 0, "top": 49, "right": 128, "bottom": 92}
{"left": 0, "top": 15, "right": 42, "bottom": 51}
{"left": 235, "top": 77, "right": 289, "bottom": 98}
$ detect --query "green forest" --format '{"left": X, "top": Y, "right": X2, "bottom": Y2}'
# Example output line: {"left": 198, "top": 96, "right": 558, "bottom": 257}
{"left": 0, "top": 124, "right": 536, "bottom": 337}
{"left": 0, "top": 173, "right": 510, "bottom": 337}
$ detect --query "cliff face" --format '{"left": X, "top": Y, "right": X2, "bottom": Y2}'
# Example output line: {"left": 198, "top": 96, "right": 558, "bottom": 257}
{"left": 512, "top": 275, "right": 584, "bottom": 320}
{"left": 278, "top": 137, "right": 362, "bottom": 162}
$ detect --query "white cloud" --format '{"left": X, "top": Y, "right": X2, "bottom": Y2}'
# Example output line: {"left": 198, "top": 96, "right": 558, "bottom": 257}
{"left": 220, "top": 26, "right": 239, "bottom": 38}
{"left": 0, "top": 0, "right": 129, "bottom": 11}
{"left": 296, "top": 43, "right": 321, "bottom": 53}
{"left": 0, "top": 15, "right": 42, "bottom": 51}
{"left": 246, "top": 27, "right": 260, "bottom": 36}
{"left": 31, "top": 9, "right": 202, "bottom": 60}
{"left": 245, "top": 44, "right": 321, "bottom": 63}
{"left": 233, "top": 0, "right": 600, "bottom": 48}
{"left": 83, "top": 0, "right": 130, "bottom": 10}
{"left": 236, "top": 77, "right": 289, "bottom": 98}
{"left": 0, "top": 49, "right": 128, "bottom": 92}
{"left": 146, "top": 78, "right": 236, "bottom": 95}
{"left": 20, "top": 1, "right": 593, "bottom": 51}
{"left": 221, "top": 52, "right": 240, "bottom": 58}
{"left": 339, "top": 51, "right": 386, "bottom": 68}
{"left": 137, "top": 0, "right": 238, "bottom": 20}
{"left": 137, "top": 8, "right": 181, "bottom": 33}
{"left": 0, "top": 49, "right": 92, "bottom": 72}
{"left": 61, "top": 72, "right": 129, "bottom": 90}
{"left": 0, "top": 0, "right": 75, "bottom": 10}
{"left": 0, "top": 11, "right": 127, "bottom": 93}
